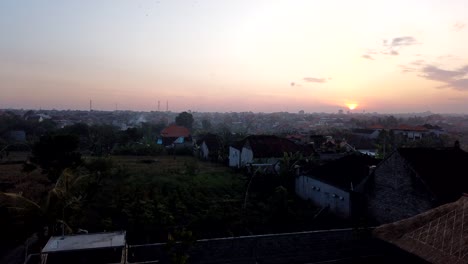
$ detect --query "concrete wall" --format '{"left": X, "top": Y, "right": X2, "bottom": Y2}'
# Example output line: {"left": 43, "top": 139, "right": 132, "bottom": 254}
{"left": 296, "top": 176, "right": 351, "bottom": 218}
{"left": 367, "top": 152, "right": 434, "bottom": 224}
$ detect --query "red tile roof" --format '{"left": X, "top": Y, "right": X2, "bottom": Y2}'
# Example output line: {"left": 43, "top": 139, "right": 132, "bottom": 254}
{"left": 374, "top": 195, "right": 468, "bottom": 264}
{"left": 368, "top": 124, "right": 385, "bottom": 129}
{"left": 392, "top": 125, "right": 428, "bottom": 132}
{"left": 161, "top": 125, "right": 190, "bottom": 138}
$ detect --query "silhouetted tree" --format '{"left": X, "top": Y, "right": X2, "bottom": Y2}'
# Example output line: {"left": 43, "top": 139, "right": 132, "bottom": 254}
{"left": 30, "top": 134, "right": 82, "bottom": 181}
{"left": 175, "top": 112, "right": 194, "bottom": 130}
{"left": 88, "top": 125, "right": 118, "bottom": 156}
{"left": 201, "top": 119, "right": 212, "bottom": 131}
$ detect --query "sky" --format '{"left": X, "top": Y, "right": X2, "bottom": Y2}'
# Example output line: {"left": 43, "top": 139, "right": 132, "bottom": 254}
{"left": 1, "top": 0, "right": 468, "bottom": 113}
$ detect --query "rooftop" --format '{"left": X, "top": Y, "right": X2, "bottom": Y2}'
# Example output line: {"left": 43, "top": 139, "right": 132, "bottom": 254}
{"left": 302, "top": 154, "right": 379, "bottom": 191}
{"left": 374, "top": 195, "right": 468, "bottom": 264}
{"left": 391, "top": 124, "right": 428, "bottom": 132}
{"left": 161, "top": 124, "right": 190, "bottom": 138}
{"left": 198, "top": 133, "right": 222, "bottom": 150}
{"left": 42, "top": 231, "right": 126, "bottom": 253}
{"left": 246, "top": 135, "right": 313, "bottom": 158}
{"left": 398, "top": 147, "right": 468, "bottom": 202}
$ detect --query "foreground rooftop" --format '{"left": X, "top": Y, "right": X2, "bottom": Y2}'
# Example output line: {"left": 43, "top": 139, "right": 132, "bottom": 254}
{"left": 42, "top": 231, "right": 126, "bottom": 253}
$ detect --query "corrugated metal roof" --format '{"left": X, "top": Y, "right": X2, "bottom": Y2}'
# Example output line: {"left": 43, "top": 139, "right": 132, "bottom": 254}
{"left": 42, "top": 231, "right": 126, "bottom": 253}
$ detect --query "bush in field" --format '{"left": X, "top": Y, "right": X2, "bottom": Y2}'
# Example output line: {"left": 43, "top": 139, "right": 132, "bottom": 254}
{"left": 113, "top": 142, "right": 164, "bottom": 156}
{"left": 29, "top": 134, "right": 82, "bottom": 182}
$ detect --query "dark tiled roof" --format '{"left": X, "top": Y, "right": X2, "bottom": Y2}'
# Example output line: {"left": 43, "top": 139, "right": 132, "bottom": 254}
{"left": 231, "top": 135, "right": 313, "bottom": 157}
{"left": 161, "top": 125, "right": 190, "bottom": 138}
{"left": 346, "top": 135, "right": 376, "bottom": 150}
{"left": 352, "top": 128, "right": 377, "bottom": 135}
{"left": 374, "top": 195, "right": 468, "bottom": 264}
{"left": 230, "top": 140, "right": 245, "bottom": 151}
{"left": 422, "top": 124, "right": 442, "bottom": 130}
{"left": 304, "top": 154, "right": 379, "bottom": 191}
{"left": 200, "top": 134, "right": 222, "bottom": 151}
{"left": 398, "top": 147, "right": 468, "bottom": 202}
{"left": 392, "top": 125, "right": 428, "bottom": 132}
{"left": 368, "top": 124, "right": 385, "bottom": 129}
{"left": 246, "top": 135, "right": 312, "bottom": 158}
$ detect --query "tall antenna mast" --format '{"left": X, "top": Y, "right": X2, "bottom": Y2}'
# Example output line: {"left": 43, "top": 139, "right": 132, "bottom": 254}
{"left": 166, "top": 100, "right": 168, "bottom": 112}
{"left": 158, "top": 100, "right": 160, "bottom": 111}
{"left": 90, "top": 100, "right": 93, "bottom": 112}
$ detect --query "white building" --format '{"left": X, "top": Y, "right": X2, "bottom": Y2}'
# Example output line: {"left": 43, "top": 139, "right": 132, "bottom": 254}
{"left": 295, "top": 155, "right": 377, "bottom": 219}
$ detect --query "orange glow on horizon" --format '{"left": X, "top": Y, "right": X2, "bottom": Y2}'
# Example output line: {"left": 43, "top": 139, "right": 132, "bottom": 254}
{"left": 346, "top": 103, "right": 358, "bottom": 110}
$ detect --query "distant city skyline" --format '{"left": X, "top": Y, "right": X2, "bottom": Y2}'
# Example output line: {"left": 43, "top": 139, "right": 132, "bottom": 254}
{"left": 1, "top": 1, "right": 468, "bottom": 113}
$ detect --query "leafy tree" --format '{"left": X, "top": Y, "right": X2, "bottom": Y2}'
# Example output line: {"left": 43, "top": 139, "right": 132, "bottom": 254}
{"left": 119, "top": 127, "right": 143, "bottom": 145}
{"left": 0, "top": 168, "right": 88, "bottom": 245}
{"left": 175, "top": 112, "right": 194, "bottom": 130}
{"left": 29, "top": 134, "right": 82, "bottom": 181}
{"left": 140, "top": 122, "right": 166, "bottom": 142}
{"left": 382, "top": 115, "right": 398, "bottom": 127}
{"left": 164, "top": 228, "right": 195, "bottom": 264}
{"left": 60, "top": 123, "right": 90, "bottom": 138}
{"left": 88, "top": 125, "right": 119, "bottom": 156}
{"left": 201, "top": 119, "right": 212, "bottom": 131}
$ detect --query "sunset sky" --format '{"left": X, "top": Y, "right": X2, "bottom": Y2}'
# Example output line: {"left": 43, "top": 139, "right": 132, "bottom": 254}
{"left": 1, "top": 0, "right": 468, "bottom": 113}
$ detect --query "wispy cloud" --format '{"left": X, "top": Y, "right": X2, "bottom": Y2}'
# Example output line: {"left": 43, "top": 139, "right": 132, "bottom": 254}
{"left": 454, "top": 22, "right": 466, "bottom": 32}
{"left": 363, "top": 36, "right": 419, "bottom": 60}
{"left": 420, "top": 65, "right": 468, "bottom": 90}
{"left": 303, "top": 77, "right": 327, "bottom": 83}
{"left": 381, "top": 50, "right": 399, "bottom": 56}
{"left": 361, "top": 54, "right": 374, "bottom": 60}
{"left": 400, "top": 60, "right": 425, "bottom": 72}
{"left": 385, "top": 36, "right": 418, "bottom": 48}
{"left": 401, "top": 60, "right": 468, "bottom": 91}
{"left": 381, "top": 36, "right": 418, "bottom": 56}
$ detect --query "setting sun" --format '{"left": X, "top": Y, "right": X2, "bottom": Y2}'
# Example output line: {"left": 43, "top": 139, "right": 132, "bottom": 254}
{"left": 346, "top": 103, "right": 358, "bottom": 110}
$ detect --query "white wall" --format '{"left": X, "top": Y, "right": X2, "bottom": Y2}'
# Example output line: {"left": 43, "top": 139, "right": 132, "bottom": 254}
{"left": 241, "top": 147, "right": 254, "bottom": 167}
{"left": 295, "top": 176, "right": 351, "bottom": 218}
{"left": 229, "top": 147, "right": 241, "bottom": 168}
{"left": 201, "top": 142, "right": 209, "bottom": 159}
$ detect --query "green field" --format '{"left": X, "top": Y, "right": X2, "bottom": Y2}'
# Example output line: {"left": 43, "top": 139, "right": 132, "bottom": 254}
{"left": 1, "top": 154, "right": 344, "bottom": 246}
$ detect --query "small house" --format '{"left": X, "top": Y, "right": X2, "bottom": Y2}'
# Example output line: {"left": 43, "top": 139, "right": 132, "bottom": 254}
{"left": 196, "top": 134, "right": 223, "bottom": 161}
{"left": 390, "top": 125, "right": 428, "bottom": 141}
{"left": 159, "top": 124, "right": 192, "bottom": 148}
{"left": 296, "top": 154, "right": 378, "bottom": 219}
{"left": 229, "top": 135, "right": 313, "bottom": 168}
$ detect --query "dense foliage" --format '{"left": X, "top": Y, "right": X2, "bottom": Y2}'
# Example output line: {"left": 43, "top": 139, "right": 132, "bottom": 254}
{"left": 2, "top": 155, "right": 336, "bottom": 249}
{"left": 175, "top": 112, "right": 194, "bottom": 130}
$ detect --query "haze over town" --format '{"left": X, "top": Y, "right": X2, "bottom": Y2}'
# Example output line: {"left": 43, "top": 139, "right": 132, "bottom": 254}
{"left": 2, "top": 0, "right": 468, "bottom": 113}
